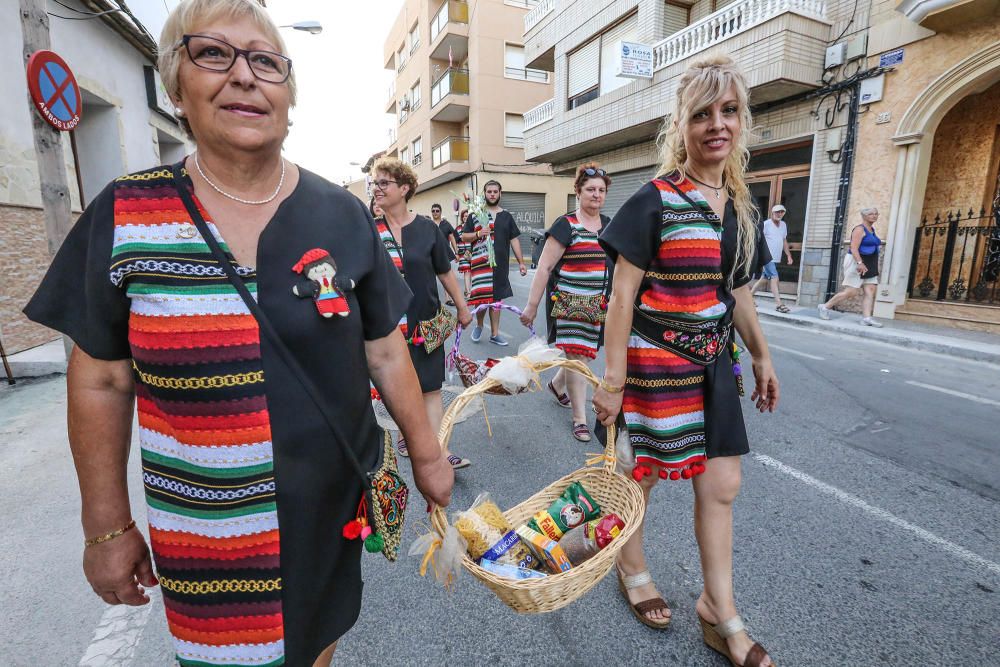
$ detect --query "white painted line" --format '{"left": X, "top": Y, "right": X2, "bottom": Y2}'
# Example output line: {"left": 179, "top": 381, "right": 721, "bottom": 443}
{"left": 904, "top": 380, "right": 1000, "bottom": 408}
{"left": 753, "top": 454, "right": 1000, "bottom": 577}
{"left": 78, "top": 588, "right": 157, "bottom": 666}
{"left": 767, "top": 343, "right": 825, "bottom": 361}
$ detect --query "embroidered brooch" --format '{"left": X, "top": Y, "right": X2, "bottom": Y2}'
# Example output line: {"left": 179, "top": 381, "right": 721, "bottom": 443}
{"left": 291, "top": 248, "right": 354, "bottom": 318}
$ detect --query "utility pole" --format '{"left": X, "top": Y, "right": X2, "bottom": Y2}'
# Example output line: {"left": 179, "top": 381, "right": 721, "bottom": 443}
{"left": 19, "top": 0, "right": 75, "bottom": 358}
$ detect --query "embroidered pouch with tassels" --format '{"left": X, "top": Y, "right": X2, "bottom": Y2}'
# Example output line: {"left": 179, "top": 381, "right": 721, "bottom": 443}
{"left": 550, "top": 291, "right": 607, "bottom": 324}
{"left": 343, "top": 431, "right": 409, "bottom": 561}
{"left": 417, "top": 306, "right": 457, "bottom": 354}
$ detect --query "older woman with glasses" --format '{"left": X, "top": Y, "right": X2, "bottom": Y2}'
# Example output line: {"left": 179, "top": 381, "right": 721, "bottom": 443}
{"left": 24, "top": 1, "right": 452, "bottom": 666}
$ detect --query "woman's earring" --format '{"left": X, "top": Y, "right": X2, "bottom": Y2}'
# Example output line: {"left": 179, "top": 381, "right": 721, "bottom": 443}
{"left": 287, "top": 119, "right": 294, "bottom": 127}
{"left": 174, "top": 107, "right": 185, "bottom": 119}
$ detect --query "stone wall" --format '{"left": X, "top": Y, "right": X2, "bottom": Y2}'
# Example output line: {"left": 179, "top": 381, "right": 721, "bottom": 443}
{"left": 0, "top": 204, "right": 60, "bottom": 353}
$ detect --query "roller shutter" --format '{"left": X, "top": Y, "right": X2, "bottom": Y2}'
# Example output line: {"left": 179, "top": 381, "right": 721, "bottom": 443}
{"left": 602, "top": 166, "right": 658, "bottom": 219}
{"left": 501, "top": 191, "right": 546, "bottom": 260}
{"left": 567, "top": 38, "right": 600, "bottom": 98}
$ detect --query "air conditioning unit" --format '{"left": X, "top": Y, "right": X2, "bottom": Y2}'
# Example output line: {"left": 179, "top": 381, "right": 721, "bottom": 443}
{"left": 400, "top": 95, "right": 411, "bottom": 111}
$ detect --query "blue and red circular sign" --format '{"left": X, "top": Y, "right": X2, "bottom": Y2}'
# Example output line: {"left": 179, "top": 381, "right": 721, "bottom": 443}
{"left": 26, "top": 50, "right": 82, "bottom": 131}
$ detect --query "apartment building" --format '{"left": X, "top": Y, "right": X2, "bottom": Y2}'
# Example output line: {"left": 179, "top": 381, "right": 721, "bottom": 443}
{"left": 381, "top": 0, "right": 575, "bottom": 250}
{"left": 520, "top": 0, "right": 999, "bottom": 327}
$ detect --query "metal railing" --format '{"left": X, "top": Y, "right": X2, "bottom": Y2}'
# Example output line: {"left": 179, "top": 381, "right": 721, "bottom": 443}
{"left": 431, "top": 0, "right": 469, "bottom": 41}
{"left": 523, "top": 97, "right": 554, "bottom": 130}
{"left": 504, "top": 66, "right": 549, "bottom": 82}
{"left": 431, "top": 136, "right": 470, "bottom": 168}
{"left": 908, "top": 206, "right": 1000, "bottom": 306}
{"left": 431, "top": 68, "right": 470, "bottom": 107}
{"left": 505, "top": 135, "right": 525, "bottom": 147}
{"left": 524, "top": 0, "right": 554, "bottom": 33}
{"left": 651, "top": 0, "right": 827, "bottom": 71}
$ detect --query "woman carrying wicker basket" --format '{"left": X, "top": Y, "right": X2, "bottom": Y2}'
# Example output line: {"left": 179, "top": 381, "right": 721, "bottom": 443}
{"left": 593, "top": 56, "right": 779, "bottom": 667}
{"left": 520, "top": 163, "right": 611, "bottom": 443}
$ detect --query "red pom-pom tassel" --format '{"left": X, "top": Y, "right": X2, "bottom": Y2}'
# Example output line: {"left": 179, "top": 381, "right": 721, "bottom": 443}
{"left": 669, "top": 470, "right": 681, "bottom": 481}
{"left": 681, "top": 468, "right": 693, "bottom": 480}
{"left": 342, "top": 519, "right": 363, "bottom": 540}
{"left": 658, "top": 468, "right": 668, "bottom": 479}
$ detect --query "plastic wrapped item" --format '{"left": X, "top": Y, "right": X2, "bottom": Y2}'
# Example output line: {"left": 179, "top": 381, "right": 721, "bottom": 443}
{"left": 527, "top": 481, "right": 602, "bottom": 541}
{"left": 409, "top": 523, "right": 468, "bottom": 589}
{"left": 479, "top": 559, "right": 548, "bottom": 580}
{"left": 515, "top": 525, "right": 573, "bottom": 574}
{"left": 454, "top": 493, "right": 538, "bottom": 570}
{"left": 484, "top": 337, "right": 564, "bottom": 393}
{"left": 557, "top": 514, "right": 625, "bottom": 566}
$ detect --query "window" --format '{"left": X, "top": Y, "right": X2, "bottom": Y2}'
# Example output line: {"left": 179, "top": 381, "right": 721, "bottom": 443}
{"left": 505, "top": 113, "right": 524, "bottom": 147}
{"left": 397, "top": 45, "right": 407, "bottom": 71}
{"left": 664, "top": 2, "right": 690, "bottom": 36}
{"left": 400, "top": 146, "right": 410, "bottom": 164}
{"left": 410, "top": 81, "right": 421, "bottom": 110}
{"left": 566, "top": 14, "right": 639, "bottom": 109}
{"left": 504, "top": 43, "right": 549, "bottom": 82}
{"left": 409, "top": 23, "right": 420, "bottom": 53}
{"left": 599, "top": 15, "right": 638, "bottom": 96}
{"left": 412, "top": 137, "right": 423, "bottom": 165}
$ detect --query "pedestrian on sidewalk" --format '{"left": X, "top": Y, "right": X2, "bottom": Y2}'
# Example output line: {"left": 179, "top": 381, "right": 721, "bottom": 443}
{"left": 371, "top": 158, "right": 473, "bottom": 469}
{"left": 818, "top": 207, "right": 884, "bottom": 327}
{"left": 23, "top": 3, "right": 453, "bottom": 666}
{"left": 461, "top": 180, "right": 528, "bottom": 346}
{"left": 520, "top": 162, "right": 612, "bottom": 443}
{"left": 456, "top": 209, "right": 473, "bottom": 297}
{"left": 593, "top": 55, "right": 779, "bottom": 667}
{"left": 751, "top": 204, "right": 794, "bottom": 312}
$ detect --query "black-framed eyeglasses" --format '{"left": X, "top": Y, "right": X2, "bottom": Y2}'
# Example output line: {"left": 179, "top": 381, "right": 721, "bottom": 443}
{"left": 583, "top": 168, "right": 607, "bottom": 177}
{"left": 178, "top": 34, "right": 292, "bottom": 84}
{"left": 372, "top": 179, "right": 397, "bottom": 190}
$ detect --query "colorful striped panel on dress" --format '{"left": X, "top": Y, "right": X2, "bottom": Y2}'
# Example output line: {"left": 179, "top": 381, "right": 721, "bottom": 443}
{"left": 375, "top": 218, "right": 407, "bottom": 333}
{"left": 638, "top": 179, "right": 726, "bottom": 322}
{"left": 468, "top": 216, "right": 495, "bottom": 306}
{"left": 111, "top": 168, "right": 284, "bottom": 667}
{"left": 552, "top": 215, "right": 607, "bottom": 359}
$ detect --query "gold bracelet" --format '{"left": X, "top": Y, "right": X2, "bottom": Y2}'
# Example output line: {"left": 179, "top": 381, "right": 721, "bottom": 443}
{"left": 599, "top": 379, "right": 624, "bottom": 394}
{"left": 84, "top": 519, "right": 136, "bottom": 547}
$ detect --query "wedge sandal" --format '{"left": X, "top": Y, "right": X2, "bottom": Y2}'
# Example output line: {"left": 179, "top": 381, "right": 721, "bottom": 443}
{"left": 547, "top": 380, "right": 571, "bottom": 408}
{"left": 699, "top": 614, "right": 775, "bottom": 667}
{"left": 616, "top": 567, "right": 671, "bottom": 629}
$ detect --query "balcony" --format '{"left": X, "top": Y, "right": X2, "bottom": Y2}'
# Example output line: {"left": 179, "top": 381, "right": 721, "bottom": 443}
{"left": 523, "top": 97, "right": 554, "bottom": 131}
{"left": 385, "top": 82, "right": 396, "bottom": 113}
{"left": 430, "top": 68, "right": 470, "bottom": 122}
{"left": 429, "top": 0, "right": 470, "bottom": 62}
{"left": 504, "top": 66, "right": 550, "bottom": 83}
{"left": 431, "top": 136, "right": 469, "bottom": 168}
{"left": 895, "top": 0, "right": 1000, "bottom": 30}
{"left": 524, "top": 0, "right": 554, "bottom": 34}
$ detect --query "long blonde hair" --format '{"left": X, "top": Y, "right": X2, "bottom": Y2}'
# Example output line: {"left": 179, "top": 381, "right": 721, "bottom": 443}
{"left": 655, "top": 54, "right": 757, "bottom": 282}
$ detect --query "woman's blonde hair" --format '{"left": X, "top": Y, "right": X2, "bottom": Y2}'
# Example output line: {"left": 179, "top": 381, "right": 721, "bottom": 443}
{"left": 157, "top": 0, "right": 297, "bottom": 135}
{"left": 655, "top": 54, "right": 757, "bottom": 282}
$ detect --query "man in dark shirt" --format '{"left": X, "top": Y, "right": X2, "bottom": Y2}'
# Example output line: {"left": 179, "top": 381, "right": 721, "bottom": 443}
{"left": 431, "top": 202, "right": 458, "bottom": 305}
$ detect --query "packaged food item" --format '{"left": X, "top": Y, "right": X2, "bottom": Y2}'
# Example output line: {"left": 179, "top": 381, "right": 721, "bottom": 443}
{"left": 515, "top": 525, "right": 573, "bottom": 574}
{"left": 558, "top": 513, "right": 625, "bottom": 566}
{"left": 454, "top": 493, "right": 538, "bottom": 570}
{"left": 527, "top": 481, "right": 602, "bottom": 541}
{"left": 478, "top": 559, "right": 548, "bottom": 580}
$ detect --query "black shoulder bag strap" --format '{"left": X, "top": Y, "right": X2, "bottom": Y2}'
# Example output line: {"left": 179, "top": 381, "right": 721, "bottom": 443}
{"left": 170, "top": 163, "right": 374, "bottom": 486}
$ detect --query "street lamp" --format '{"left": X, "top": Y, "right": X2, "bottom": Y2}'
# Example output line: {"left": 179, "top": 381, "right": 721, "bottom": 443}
{"left": 280, "top": 21, "right": 323, "bottom": 34}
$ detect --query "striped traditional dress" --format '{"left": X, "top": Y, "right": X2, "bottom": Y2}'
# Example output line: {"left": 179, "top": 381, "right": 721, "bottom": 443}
{"left": 375, "top": 218, "right": 408, "bottom": 335}
{"left": 112, "top": 170, "right": 284, "bottom": 666}
{"left": 467, "top": 215, "right": 495, "bottom": 306}
{"left": 551, "top": 215, "right": 608, "bottom": 359}
{"left": 623, "top": 177, "right": 727, "bottom": 479}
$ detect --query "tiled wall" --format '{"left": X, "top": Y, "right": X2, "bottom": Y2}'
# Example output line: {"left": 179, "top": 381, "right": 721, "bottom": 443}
{"left": 0, "top": 205, "right": 60, "bottom": 353}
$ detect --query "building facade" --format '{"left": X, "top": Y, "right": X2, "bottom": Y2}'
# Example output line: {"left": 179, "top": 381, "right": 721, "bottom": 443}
{"left": 521, "top": 0, "right": 1000, "bottom": 328}
{"left": 381, "top": 0, "right": 576, "bottom": 251}
{"left": 1, "top": 0, "right": 190, "bottom": 354}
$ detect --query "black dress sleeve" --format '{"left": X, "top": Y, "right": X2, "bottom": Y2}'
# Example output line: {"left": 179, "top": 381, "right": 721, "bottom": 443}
{"left": 506, "top": 212, "right": 521, "bottom": 240}
{"left": 354, "top": 200, "right": 413, "bottom": 340}
{"left": 430, "top": 223, "right": 453, "bottom": 275}
{"left": 599, "top": 182, "right": 661, "bottom": 270}
{"left": 544, "top": 216, "right": 572, "bottom": 247}
{"left": 22, "top": 182, "right": 131, "bottom": 361}
{"left": 725, "top": 204, "right": 772, "bottom": 289}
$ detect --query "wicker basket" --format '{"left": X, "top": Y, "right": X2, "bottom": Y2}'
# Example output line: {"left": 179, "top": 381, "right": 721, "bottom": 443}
{"left": 431, "top": 358, "right": 646, "bottom": 613}
{"left": 448, "top": 302, "right": 537, "bottom": 396}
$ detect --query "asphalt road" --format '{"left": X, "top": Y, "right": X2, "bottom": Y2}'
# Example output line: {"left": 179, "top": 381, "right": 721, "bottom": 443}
{"left": 1, "top": 269, "right": 998, "bottom": 666}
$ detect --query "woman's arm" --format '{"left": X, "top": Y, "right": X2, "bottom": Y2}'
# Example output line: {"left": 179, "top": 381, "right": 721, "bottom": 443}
{"left": 850, "top": 225, "right": 867, "bottom": 273}
{"left": 438, "top": 270, "right": 472, "bottom": 327}
{"left": 365, "top": 330, "right": 453, "bottom": 508}
{"left": 732, "top": 285, "right": 779, "bottom": 413}
{"left": 519, "top": 237, "right": 565, "bottom": 326}
{"left": 593, "top": 256, "right": 645, "bottom": 426}
{"left": 67, "top": 346, "right": 157, "bottom": 606}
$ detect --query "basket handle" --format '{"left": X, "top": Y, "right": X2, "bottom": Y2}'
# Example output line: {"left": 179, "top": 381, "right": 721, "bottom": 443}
{"left": 448, "top": 302, "right": 537, "bottom": 369}
{"left": 431, "top": 357, "right": 618, "bottom": 538}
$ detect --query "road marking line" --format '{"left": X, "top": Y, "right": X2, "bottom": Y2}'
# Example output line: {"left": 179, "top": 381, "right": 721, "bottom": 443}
{"left": 767, "top": 343, "right": 825, "bottom": 361}
{"left": 78, "top": 589, "right": 157, "bottom": 666}
{"left": 753, "top": 454, "right": 1000, "bottom": 578}
{"left": 904, "top": 380, "right": 1000, "bottom": 407}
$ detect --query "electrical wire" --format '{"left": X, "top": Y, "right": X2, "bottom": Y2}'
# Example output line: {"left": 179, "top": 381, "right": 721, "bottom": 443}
{"left": 47, "top": 0, "right": 123, "bottom": 19}
{"left": 829, "top": 0, "right": 860, "bottom": 44}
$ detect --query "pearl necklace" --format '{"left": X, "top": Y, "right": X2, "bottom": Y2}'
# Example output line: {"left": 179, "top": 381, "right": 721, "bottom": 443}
{"left": 194, "top": 152, "right": 285, "bottom": 205}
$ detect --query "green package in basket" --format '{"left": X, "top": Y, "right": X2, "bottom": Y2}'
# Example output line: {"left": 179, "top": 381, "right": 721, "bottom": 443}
{"left": 526, "top": 481, "right": 602, "bottom": 542}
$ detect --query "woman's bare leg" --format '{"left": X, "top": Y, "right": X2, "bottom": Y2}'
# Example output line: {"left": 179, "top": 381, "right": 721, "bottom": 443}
{"left": 313, "top": 641, "right": 338, "bottom": 667}
{"left": 615, "top": 473, "right": 671, "bottom": 623}
{"left": 823, "top": 286, "right": 859, "bottom": 310}
{"left": 564, "top": 353, "right": 590, "bottom": 425}
{"left": 862, "top": 283, "right": 877, "bottom": 318}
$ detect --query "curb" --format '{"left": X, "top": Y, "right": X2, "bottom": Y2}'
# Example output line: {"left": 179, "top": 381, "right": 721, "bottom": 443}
{"left": 756, "top": 309, "right": 1000, "bottom": 365}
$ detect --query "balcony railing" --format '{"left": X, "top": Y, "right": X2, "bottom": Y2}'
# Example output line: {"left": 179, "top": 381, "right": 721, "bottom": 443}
{"left": 908, "top": 206, "right": 1000, "bottom": 306}
{"left": 431, "top": 0, "right": 470, "bottom": 41}
{"left": 431, "top": 136, "right": 470, "bottom": 168}
{"left": 504, "top": 66, "right": 549, "bottom": 82}
{"left": 524, "top": 0, "right": 554, "bottom": 33}
{"left": 652, "top": 0, "right": 827, "bottom": 71}
{"left": 523, "top": 97, "right": 554, "bottom": 130}
{"left": 431, "top": 68, "right": 470, "bottom": 107}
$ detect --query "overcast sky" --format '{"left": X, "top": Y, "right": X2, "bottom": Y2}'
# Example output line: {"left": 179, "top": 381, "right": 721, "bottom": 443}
{"left": 131, "top": 0, "right": 402, "bottom": 185}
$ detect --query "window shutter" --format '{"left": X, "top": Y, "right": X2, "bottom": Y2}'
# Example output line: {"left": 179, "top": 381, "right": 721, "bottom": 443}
{"left": 599, "top": 15, "right": 638, "bottom": 96}
{"left": 505, "top": 44, "right": 525, "bottom": 69}
{"left": 567, "top": 38, "right": 599, "bottom": 98}
{"left": 505, "top": 113, "right": 524, "bottom": 138}
{"left": 663, "top": 3, "right": 689, "bottom": 36}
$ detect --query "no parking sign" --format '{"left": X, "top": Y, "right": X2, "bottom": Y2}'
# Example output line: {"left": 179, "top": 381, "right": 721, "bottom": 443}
{"left": 26, "top": 50, "right": 82, "bottom": 131}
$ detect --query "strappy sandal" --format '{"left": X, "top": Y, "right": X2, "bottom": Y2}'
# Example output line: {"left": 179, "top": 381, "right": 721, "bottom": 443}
{"left": 775, "top": 304, "right": 791, "bottom": 313}
{"left": 616, "top": 567, "right": 671, "bottom": 629}
{"left": 699, "top": 614, "right": 775, "bottom": 667}
{"left": 572, "top": 423, "right": 592, "bottom": 442}
{"left": 547, "top": 380, "right": 571, "bottom": 408}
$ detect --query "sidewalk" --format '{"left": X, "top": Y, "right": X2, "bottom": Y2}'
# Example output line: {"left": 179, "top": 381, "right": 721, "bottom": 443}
{"left": 754, "top": 296, "right": 1000, "bottom": 365}
{"left": 5, "top": 339, "right": 66, "bottom": 380}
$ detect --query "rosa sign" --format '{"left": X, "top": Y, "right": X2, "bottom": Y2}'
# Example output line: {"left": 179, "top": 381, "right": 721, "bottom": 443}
{"left": 26, "top": 50, "right": 82, "bottom": 131}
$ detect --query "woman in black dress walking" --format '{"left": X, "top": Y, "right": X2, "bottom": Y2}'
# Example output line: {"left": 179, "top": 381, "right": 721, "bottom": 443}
{"left": 371, "top": 158, "right": 473, "bottom": 469}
